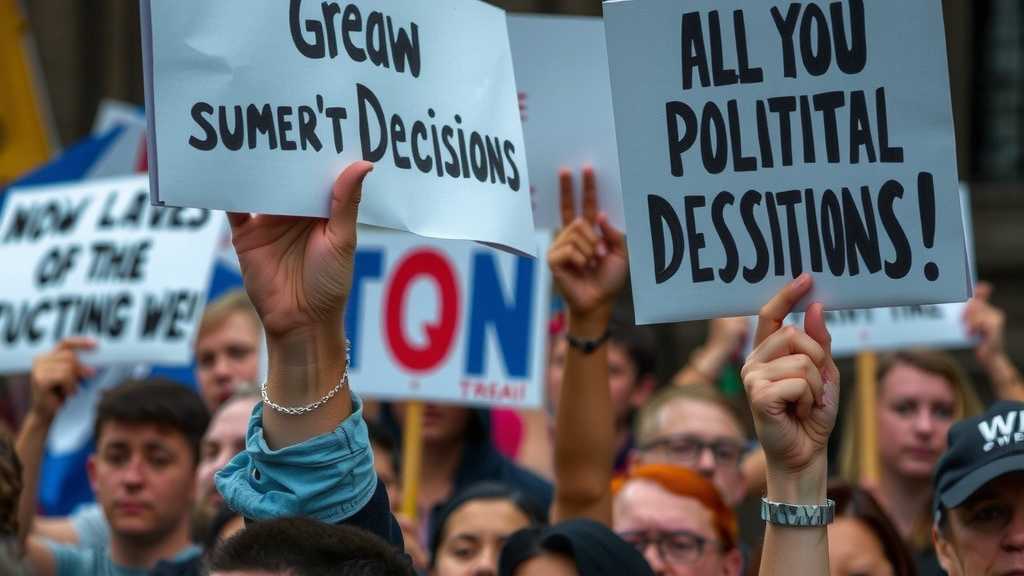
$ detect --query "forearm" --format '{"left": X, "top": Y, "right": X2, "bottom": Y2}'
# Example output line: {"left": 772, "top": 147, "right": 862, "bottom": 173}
{"left": 553, "top": 309, "right": 614, "bottom": 524}
{"left": 15, "top": 413, "right": 50, "bottom": 548}
{"left": 262, "top": 318, "right": 351, "bottom": 450}
{"left": 984, "top": 353, "right": 1024, "bottom": 402}
{"left": 760, "top": 458, "right": 829, "bottom": 576}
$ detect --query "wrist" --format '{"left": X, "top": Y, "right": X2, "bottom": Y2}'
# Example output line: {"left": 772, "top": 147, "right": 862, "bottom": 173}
{"left": 23, "top": 410, "right": 54, "bottom": 433}
{"left": 265, "top": 319, "right": 347, "bottom": 405}
{"left": 567, "top": 306, "right": 612, "bottom": 339}
{"left": 765, "top": 456, "right": 827, "bottom": 505}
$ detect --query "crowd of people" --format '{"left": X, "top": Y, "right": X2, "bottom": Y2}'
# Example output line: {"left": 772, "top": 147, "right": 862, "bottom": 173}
{"left": 0, "top": 161, "right": 1021, "bottom": 576}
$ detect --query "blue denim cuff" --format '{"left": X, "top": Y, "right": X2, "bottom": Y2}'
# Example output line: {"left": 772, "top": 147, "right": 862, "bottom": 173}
{"left": 214, "top": 393, "right": 376, "bottom": 524}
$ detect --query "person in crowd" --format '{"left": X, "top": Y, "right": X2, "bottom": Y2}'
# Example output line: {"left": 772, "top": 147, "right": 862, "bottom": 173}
{"left": 499, "top": 518, "right": 655, "bottom": 576}
{"left": 18, "top": 369, "right": 210, "bottom": 574}
{"left": 367, "top": 418, "right": 430, "bottom": 570}
{"left": 741, "top": 274, "right": 840, "bottom": 576}
{"left": 612, "top": 464, "right": 742, "bottom": 576}
{"left": 206, "top": 517, "right": 412, "bottom": 575}
{"left": 826, "top": 481, "right": 917, "bottom": 576}
{"left": 964, "top": 282, "right": 1024, "bottom": 402}
{"left": 0, "top": 432, "right": 27, "bottom": 575}
{"left": 931, "top": 400, "right": 1024, "bottom": 576}
{"left": 631, "top": 385, "right": 750, "bottom": 508}
{"left": 428, "top": 482, "right": 548, "bottom": 576}
{"left": 840, "top": 348, "right": 983, "bottom": 571}
{"left": 193, "top": 289, "right": 263, "bottom": 411}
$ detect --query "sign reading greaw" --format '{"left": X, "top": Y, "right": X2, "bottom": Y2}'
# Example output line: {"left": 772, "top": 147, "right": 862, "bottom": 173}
{"left": 142, "top": 0, "right": 535, "bottom": 255}
{"left": 346, "top": 230, "right": 550, "bottom": 408}
{"left": 603, "top": 0, "right": 969, "bottom": 323}
{"left": 0, "top": 175, "right": 221, "bottom": 372}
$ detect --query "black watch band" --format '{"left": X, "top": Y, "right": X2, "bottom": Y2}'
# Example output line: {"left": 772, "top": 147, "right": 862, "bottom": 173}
{"left": 566, "top": 329, "right": 611, "bottom": 354}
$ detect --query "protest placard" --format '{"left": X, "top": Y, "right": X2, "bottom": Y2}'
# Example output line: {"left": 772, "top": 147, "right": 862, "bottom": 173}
{"left": 508, "top": 14, "right": 623, "bottom": 230}
{"left": 345, "top": 229, "right": 550, "bottom": 408}
{"left": 141, "top": 0, "right": 535, "bottom": 255}
{"left": 0, "top": 175, "right": 222, "bottom": 372}
{"left": 603, "top": 0, "right": 970, "bottom": 323}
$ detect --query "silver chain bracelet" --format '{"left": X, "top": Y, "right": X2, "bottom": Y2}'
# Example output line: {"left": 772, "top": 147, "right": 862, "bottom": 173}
{"left": 260, "top": 340, "right": 351, "bottom": 416}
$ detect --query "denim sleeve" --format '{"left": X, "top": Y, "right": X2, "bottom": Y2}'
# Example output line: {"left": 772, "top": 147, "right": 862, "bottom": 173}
{"left": 214, "top": 393, "right": 377, "bottom": 525}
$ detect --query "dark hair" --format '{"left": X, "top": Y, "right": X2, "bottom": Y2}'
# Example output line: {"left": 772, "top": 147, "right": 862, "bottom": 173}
{"left": 94, "top": 378, "right": 210, "bottom": 467}
{"left": 429, "top": 481, "right": 548, "bottom": 568}
{"left": 499, "top": 518, "right": 654, "bottom": 576}
{"left": 608, "top": 318, "right": 656, "bottom": 379}
{"left": 828, "top": 481, "right": 917, "bottom": 576}
{"left": 207, "top": 517, "right": 413, "bottom": 575}
{"left": 367, "top": 417, "right": 400, "bottom": 475}
{"left": 0, "top": 432, "right": 21, "bottom": 538}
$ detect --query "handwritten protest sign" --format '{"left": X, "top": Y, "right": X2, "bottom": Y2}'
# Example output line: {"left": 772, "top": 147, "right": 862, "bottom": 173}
{"left": 345, "top": 229, "right": 550, "bottom": 408}
{"left": 508, "top": 15, "right": 623, "bottom": 230}
{"left": 141, "top": 0, "right": 535, "bottom": 255}
{"left": 603, "top": 0, "right": 970, "bottom": 323}
{"left": 0, "top": 176, "right": 221, "bottom": 372}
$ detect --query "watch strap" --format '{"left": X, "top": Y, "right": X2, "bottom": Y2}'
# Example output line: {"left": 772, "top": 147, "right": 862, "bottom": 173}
{"left": 760, "top": 498, "right": 835, "bottom": 527}
{"left": 566, "top": 329, "right": 611, "bottom": 354}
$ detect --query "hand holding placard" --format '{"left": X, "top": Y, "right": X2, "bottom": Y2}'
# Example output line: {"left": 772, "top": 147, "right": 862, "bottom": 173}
{"left": 28, "top": 338, "right": 97, "bottom": 423}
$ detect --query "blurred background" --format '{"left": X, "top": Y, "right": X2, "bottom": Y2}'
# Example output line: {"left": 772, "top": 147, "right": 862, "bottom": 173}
{"left": 8, "top": 0, "right": 1024, "bottom": 398}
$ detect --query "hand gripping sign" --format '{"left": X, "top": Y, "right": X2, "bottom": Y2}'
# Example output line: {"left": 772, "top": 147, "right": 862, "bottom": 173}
{"left": 603, "top": 0, "right": 970, "bottom": 323}
{"left": 141, "top": 0, "right": 535, "bottom": 255}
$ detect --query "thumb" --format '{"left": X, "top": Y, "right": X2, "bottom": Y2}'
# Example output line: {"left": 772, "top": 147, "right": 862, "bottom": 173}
{"left": 596, "top": 213, "right": 625, "bottom": 252}
{"left": 974, "top": 281, "right": 993, "bottom": 302}
{"left": 328, "top": 161, "right": 374, "bottom": 239}
{"left": 804, "top": 303, "right": 838, "bottom": 387}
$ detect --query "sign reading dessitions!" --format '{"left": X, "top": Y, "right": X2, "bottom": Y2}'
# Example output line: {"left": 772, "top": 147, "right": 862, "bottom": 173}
{"left": 141, "top": 0, "right": 535, "bottom": 255}
{"left": 0, "top": 176, "right": 221, "bottom": 372}
{"left": 603, "top": 0, "right": 970, "bottom": 323}
{"left": 346, "top": 230, "right": 550, "bottom": 408}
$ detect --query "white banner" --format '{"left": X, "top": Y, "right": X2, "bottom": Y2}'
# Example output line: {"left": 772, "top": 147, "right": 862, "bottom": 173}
{"left": 604, "top": 0, "right": 970, "bottom": 323}
{"left": 508, "top": 14, "right": 624, "bottom": 229}
{"left": 0, "top": 175, "right": 221, "bottom": 372}
{"left": 345, "top": 229, "right": 550, "bottom": 408}
{"left": 141, "top": 0, "right": 535, "bottom": 255}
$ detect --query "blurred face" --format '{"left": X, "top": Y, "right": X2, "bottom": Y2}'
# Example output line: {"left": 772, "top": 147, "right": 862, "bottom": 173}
{"left": 410, "top": 403, "right": 471, "bottom": 446}
{"left": 614, "top": 480, "right": 741, "bottom": 576}
{"left": 877, "top": 363, "right": 956, "bottom": 481}
{"left": 196, "top": 397, "right": 255, "bottom": 517}
{"left": 828, "top": 518, "right": 894, "bottom": 576}
{"left": 635, "top": 399, "right": 747, "bottom": 506}
{"left": 935, "top": 472, "right": 1024, "bottom": 576}
{"left": 88, "top": 422, "right": 196, "bottom": 545}
{"left": 195, "top": 312, "right": 261, "bottom": 410}
{"left": 547, "top": 339, "right": 644, "bottom": 425}
{"left": 432, "top": 499, "right": 532, "bottom": 576}
{"left": 513, "top": 553, "right": 578, "bottom": 576}
{"left": 374, "top": 445, "right": 400, "bottom": 511}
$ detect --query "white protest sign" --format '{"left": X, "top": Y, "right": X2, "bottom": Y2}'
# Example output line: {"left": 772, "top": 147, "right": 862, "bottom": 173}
{"left": 141, "top": 0, "right": 535, "bottom": 255}
{"left": 603, "top": 0, "right": 970, "bottom": 323}
{"left": 0, "top": 175, "right": 221, "bottom": 372}
{"left": 508, "top": 15, "right": 624, "bottom": 229}
{"left": 345, "top": 229, "right": 550, "bottom": 408}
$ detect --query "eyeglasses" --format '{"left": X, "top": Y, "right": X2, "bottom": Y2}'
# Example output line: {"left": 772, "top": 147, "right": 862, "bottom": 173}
{"left": 619, "top": 529, "right": 716, "bottom": 565}
{"left": 639, "top": 434, "right": 746, "bottom": 467}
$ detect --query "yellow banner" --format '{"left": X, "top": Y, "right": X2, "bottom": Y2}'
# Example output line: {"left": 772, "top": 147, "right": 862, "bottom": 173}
{"left": 0, "top": 0, "right": 52, "bottom": 185}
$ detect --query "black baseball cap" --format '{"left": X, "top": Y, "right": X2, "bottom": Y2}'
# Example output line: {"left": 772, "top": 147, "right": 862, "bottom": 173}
{"left": 932, "top": 401, "right": 1024, "bottom": 522}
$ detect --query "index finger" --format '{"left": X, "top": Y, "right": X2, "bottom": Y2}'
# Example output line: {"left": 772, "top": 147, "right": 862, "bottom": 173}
{"left": 559, "top": 169, "right": 576, "bottom": 227}
{"left": 581, "top": 166, "right": 598, "bottom": 225}
{"left": 754, "top": 274, "right": 812, "bottom": 347}
{"left": 56, "top": 337, "right": 98, "bottom": 352}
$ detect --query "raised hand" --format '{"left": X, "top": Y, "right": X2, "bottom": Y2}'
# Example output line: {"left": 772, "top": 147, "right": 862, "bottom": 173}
{"left": 964, "top": 282, "right": 1005, "bottom": 366}
{"left": 741, "top": 275, "right": 839, "bottom": 498}
{"left": 547, "top": 166, "right": 627, "bottom": 324}
{"left": 227, "top": 162, "right": 373, "bottom": 338}
{"left": 29, "top": 338, "right": 97, "bottom": 422}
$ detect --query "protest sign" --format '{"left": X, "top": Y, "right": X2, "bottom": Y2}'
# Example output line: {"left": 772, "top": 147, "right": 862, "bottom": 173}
{"left": 603, "top": 0, "right": 970, "bottom": 323}
{"left": 345, "top": 229, "right": 550, "bottom": 408}
{"left": 0, "top": 175, "right": 222, "bottom": 372}
{"left": 141, "top": 0, "right": 535, "bottom": 255}
{"left": 0, "top": 0, "right": 53, "bottom": 184}
{"left": 508, "top": 15, "right": 624, "bottom": 230}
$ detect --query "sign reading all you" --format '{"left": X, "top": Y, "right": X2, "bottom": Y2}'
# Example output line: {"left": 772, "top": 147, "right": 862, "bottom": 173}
{"left": 142, "top": 0, "right": 535, "bottom": 254}
{"left": 0, "top": 176, "right": 221, "bottom": 372}
{"left": 604, "top": 0, "right": 970, "bottom": 323}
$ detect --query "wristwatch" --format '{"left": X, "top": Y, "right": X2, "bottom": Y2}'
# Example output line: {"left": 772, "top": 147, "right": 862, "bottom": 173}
{"left": 566, "top": 329, "right": 611, "bottom": 354}
{"left": 760, "top": 498, "right": 835, "bottom": 527}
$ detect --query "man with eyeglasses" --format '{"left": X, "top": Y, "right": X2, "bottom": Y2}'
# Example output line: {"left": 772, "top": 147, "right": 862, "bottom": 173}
{"left": 631, "top": 385, "right": 750, "bottom": 507}
{"left": 611, "top": 464, "right": 742, "bottom": 576}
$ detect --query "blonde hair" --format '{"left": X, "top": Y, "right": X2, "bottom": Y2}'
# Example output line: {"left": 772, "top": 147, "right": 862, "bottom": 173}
{"left": 196, "top": 290, "right": 261, "bottom": 344}
{"left": 634, "top": 384, "right": 747, "bottom": 447}
{"left": 839, "top": 348, "right": 983, "bottom": 549}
